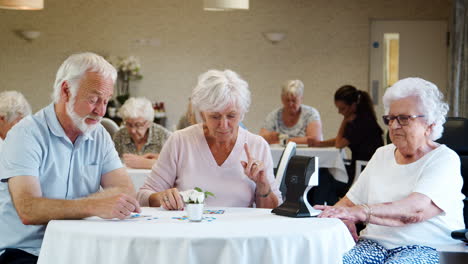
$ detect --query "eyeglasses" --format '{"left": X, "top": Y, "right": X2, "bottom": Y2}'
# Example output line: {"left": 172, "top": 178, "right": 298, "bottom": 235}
{"left": 382, "top": 115, "right": 425, "bottom": 126}
{"left": 124, "top": 121, "right": 148, "bottom": 129}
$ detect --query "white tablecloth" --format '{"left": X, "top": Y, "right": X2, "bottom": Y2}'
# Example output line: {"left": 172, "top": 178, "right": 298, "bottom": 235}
{"left": 38, "top": 207, "right": 355, "bottom": 264}
{"left": 270, "top": 145, "right": 348, "bottom": 183}
{"left": 126, "top": 168, "right": 151, "bottom": 191}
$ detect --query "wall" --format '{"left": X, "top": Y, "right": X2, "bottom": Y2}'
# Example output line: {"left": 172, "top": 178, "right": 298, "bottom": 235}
{"left": 0, "top": 0, "right": 450, "bottom": 136}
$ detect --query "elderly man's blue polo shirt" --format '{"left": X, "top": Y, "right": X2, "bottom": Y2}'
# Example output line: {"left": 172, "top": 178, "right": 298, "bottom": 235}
{"left": 0, "top": 103, "right": 123, "bottom": 256}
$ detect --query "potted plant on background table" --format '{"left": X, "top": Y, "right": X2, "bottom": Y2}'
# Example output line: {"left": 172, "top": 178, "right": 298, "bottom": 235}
{"left": 106, "top": 55, "right": 143, "bottom": 106}
{"left": 180, "top": 187, "right": 214, "bottom": 222}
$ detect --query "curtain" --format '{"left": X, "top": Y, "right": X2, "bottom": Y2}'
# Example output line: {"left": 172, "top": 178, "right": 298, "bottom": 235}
{"left": 449, "top": 0, "right": 468, "bottom": 117}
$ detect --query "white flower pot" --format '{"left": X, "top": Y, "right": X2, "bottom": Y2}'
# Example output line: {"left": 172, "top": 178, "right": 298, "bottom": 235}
{"left": 186, "top": 203, "right": 204, "bottom": 222}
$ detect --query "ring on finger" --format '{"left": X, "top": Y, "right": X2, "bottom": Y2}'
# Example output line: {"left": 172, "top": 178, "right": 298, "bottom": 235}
{"left": 163, "top": 196, "right": 169, "bottom": 202}
{"left": 253, "top": 161, "right": 260, "bottom": 166}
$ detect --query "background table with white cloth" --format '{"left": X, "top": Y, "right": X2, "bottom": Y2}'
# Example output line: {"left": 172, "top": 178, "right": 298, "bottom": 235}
{"left": 126, "top": 168, "right": 151, "bottom": 191}
{"left": 270, "top": 144, "right": 348, "bottom": 183}
{"left": 38, "top": 207, "right": 355, "bottom": 264}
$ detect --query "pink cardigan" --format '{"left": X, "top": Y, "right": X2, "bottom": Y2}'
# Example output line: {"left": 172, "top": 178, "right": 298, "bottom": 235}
{"left": 137, "top": 124, "right": 282, "bottom": 207}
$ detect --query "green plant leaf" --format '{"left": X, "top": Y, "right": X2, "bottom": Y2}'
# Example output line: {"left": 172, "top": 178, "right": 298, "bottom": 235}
{"left": 205, "top": 191, "right": 215, "bottom": 197}
{"left": 194, "top": 187, "right": 203, "bottom": 192}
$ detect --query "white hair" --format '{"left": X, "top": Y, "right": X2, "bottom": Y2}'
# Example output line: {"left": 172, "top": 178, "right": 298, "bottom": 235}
{"left": 383, "top": 77, "right": 449, "bottom": 140}
{"left": 281, "top": 80, "right": 304, "bottom": 97}
{"left": 191, "top": 69, "right": 251, "bottom": 120}
{"left": 52, "top": 52, "right": 117, "bottom": 103}
{"left": 118, "top": 97, "right": 154, "bottom": 122}
{"left": 0, "top": 91, "right": 32, "bottom": 122}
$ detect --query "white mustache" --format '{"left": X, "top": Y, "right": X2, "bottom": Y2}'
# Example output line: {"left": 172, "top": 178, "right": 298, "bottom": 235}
{"left": 86, "top": 115, "right": 102, "bottom": 122}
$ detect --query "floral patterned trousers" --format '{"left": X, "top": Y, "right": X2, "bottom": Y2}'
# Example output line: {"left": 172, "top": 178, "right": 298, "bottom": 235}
{"left": 343, "top": 239, "right": 439, "bottom": 264}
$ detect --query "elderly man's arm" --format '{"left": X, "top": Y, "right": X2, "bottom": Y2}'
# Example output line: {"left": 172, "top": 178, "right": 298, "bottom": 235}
{"left": 9, "top": 170, "right": 140, "bottom": 225}
{"left": 316, "top": 193, "right": 442, "bottom": 227}
{"left": 96, "top": 167, "right": 137, "bottom": 197}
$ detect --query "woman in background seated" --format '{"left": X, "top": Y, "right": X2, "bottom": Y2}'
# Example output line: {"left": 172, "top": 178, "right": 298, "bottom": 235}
{"left": 176, "top": 99, "right": 197, "bottom": 130}
{"left": 315, "top": 78, "right": 465, "bottom": 264}
{"left": 113, "top": 97, "right": 171, "bottom": 169}
{"left": 137, "top": 69, "right": 281, "bottom": 209}
{"left": 0, "top": 91, "right": 32, "bottom": 151}
{"left": 308, "top": 85, "right": 383, "bottom": 183}
{"left": 260, "top": 80, "right": 322, "bottom": 144}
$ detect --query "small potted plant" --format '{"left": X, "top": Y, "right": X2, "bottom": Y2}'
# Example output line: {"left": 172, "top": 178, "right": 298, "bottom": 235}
{"left": 179, "top": 187, "right": 214, "bottom": 222}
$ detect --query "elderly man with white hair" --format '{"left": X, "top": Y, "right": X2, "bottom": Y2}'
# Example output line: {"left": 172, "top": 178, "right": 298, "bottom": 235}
{"left": 0, "top": 52, "right": 141, "bottom": 264}
{"left": 315, "top": 77, "right": 465, "bottom": 264}
{"left": 260, "top": 79, "right": 323, "bottom": 145}
{"left": 138, "top": 69, "right": 282, "bottom": 210}
{"left": 113, "top": 97, "right": 172, "bottom": 169}
{"left": 0, "top": 91, "right": 32, "bottom": 151}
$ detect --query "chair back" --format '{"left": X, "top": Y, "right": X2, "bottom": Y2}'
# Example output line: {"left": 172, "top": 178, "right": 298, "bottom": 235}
{"left": 353, "top": 160, "right": 368, "bottom": 184}
{"left": 437, "top": 117, "right": 468, "bottom": 228}
{"left": 101, "top": 118, "right": 120, "bottom": 137}
{"left": 275, "top": 142, "right": 297, "bottom": 199}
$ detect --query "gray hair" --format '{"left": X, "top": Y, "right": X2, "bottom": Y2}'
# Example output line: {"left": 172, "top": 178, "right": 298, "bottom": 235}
{"left": 52, "top": 52, "right": 117, "bottom": 103}
{"left": 0, "top": 91, "right": 32, "bottom": 123}
{"left": 118, "top": 97, "right": 155, "bottom": 122}
{"left": 383, "top": 77, "right": 449, "bottom": 140}
{"left": 191, "top": 69, "right": 251, "bottom": 120}
{"left": 281, "top": 80, "right": 304, "bottom": 97}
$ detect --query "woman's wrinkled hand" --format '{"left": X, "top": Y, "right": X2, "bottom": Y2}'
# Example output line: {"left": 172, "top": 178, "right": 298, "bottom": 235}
{"left": 314, "top": 204, "right": 365, "bottom": 223}
{"left": 342, "top": 219, "right": 359, "bottom": 242}
{"left": 122, "top": 153, "right": 156, "bottom": 169}
{"left": 142, "top": 153, "right": 159, "bottom": 160}
{"left": 157, "top": 188, "right": 184, "bottom": 210}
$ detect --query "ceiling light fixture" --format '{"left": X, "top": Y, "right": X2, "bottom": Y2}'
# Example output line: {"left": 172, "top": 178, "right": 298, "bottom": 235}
{"left": 0, "top": 0, "right": 43, "bottom": 10}
{"left": 203, "top": 0, "right": 249, "bottom": 11}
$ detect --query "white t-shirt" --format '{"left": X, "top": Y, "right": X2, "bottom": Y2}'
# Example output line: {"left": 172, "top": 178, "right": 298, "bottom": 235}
{"left": 0, "top": 137, "right": 3, "bottom": 153}
{"left": 347, "top": 144, "right": 465, "bottom": 249}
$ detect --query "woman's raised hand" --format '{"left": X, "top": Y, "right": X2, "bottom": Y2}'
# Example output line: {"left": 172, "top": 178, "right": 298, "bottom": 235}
{"left": 241, "top": 144, "right": 267, "bottom": 185}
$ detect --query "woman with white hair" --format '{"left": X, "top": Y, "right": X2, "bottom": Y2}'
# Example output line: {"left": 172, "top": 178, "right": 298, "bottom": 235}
{"left": 315, "top": 77, "right": 465, "bottom": 263}
{"left": 137, "top": 69, "right": 282, "bottom": 209}
{"left": 260, "top": 79, "right": 322, "bottom": 144}
{"left": 0, "top": 91, "right": 32, "bottom": 151}
{"left": 113, "top": 97, "right": 171, "bottom": 169}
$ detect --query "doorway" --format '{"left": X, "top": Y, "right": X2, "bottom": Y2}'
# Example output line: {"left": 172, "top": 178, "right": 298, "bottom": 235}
{"left": 369, "top": 20, "right": 448, "bottom": 128}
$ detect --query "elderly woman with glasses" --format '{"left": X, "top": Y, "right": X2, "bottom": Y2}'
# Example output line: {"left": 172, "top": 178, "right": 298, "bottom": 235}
{"left": 137, "top": 69, "right": 282, "bottom": 210}
{"left": 260, "top": 79, "right": 323, "bottom": 145}
{"left": 314, "top": 78, "right": 465, "bottom": 264}
{"left": 113, "top": 97, "right": 172, "bottom": 169}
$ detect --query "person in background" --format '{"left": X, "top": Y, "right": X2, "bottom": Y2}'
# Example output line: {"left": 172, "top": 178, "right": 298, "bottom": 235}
{"left": 260, "top": 79, "right": 322, "bottom": 145}
{"left": 315, "top": 77, "right": 464, "bottom": 264}
{"left": 0, "top": 52, "right": 140, "bottom": 264}
{"left": 308, "top": 85, "right": 383, "bottom": 185}
{"left": 137, "top": 69, "right": 281, "bottom": 210}
{"left": 0, "top": 91, "right": 32, "bottom": 152}
{"left": 113, "top": 97, "right": 172, "bottom": 169}
{"left": 176, "top": 98, "right": 197, "bottom": 130}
